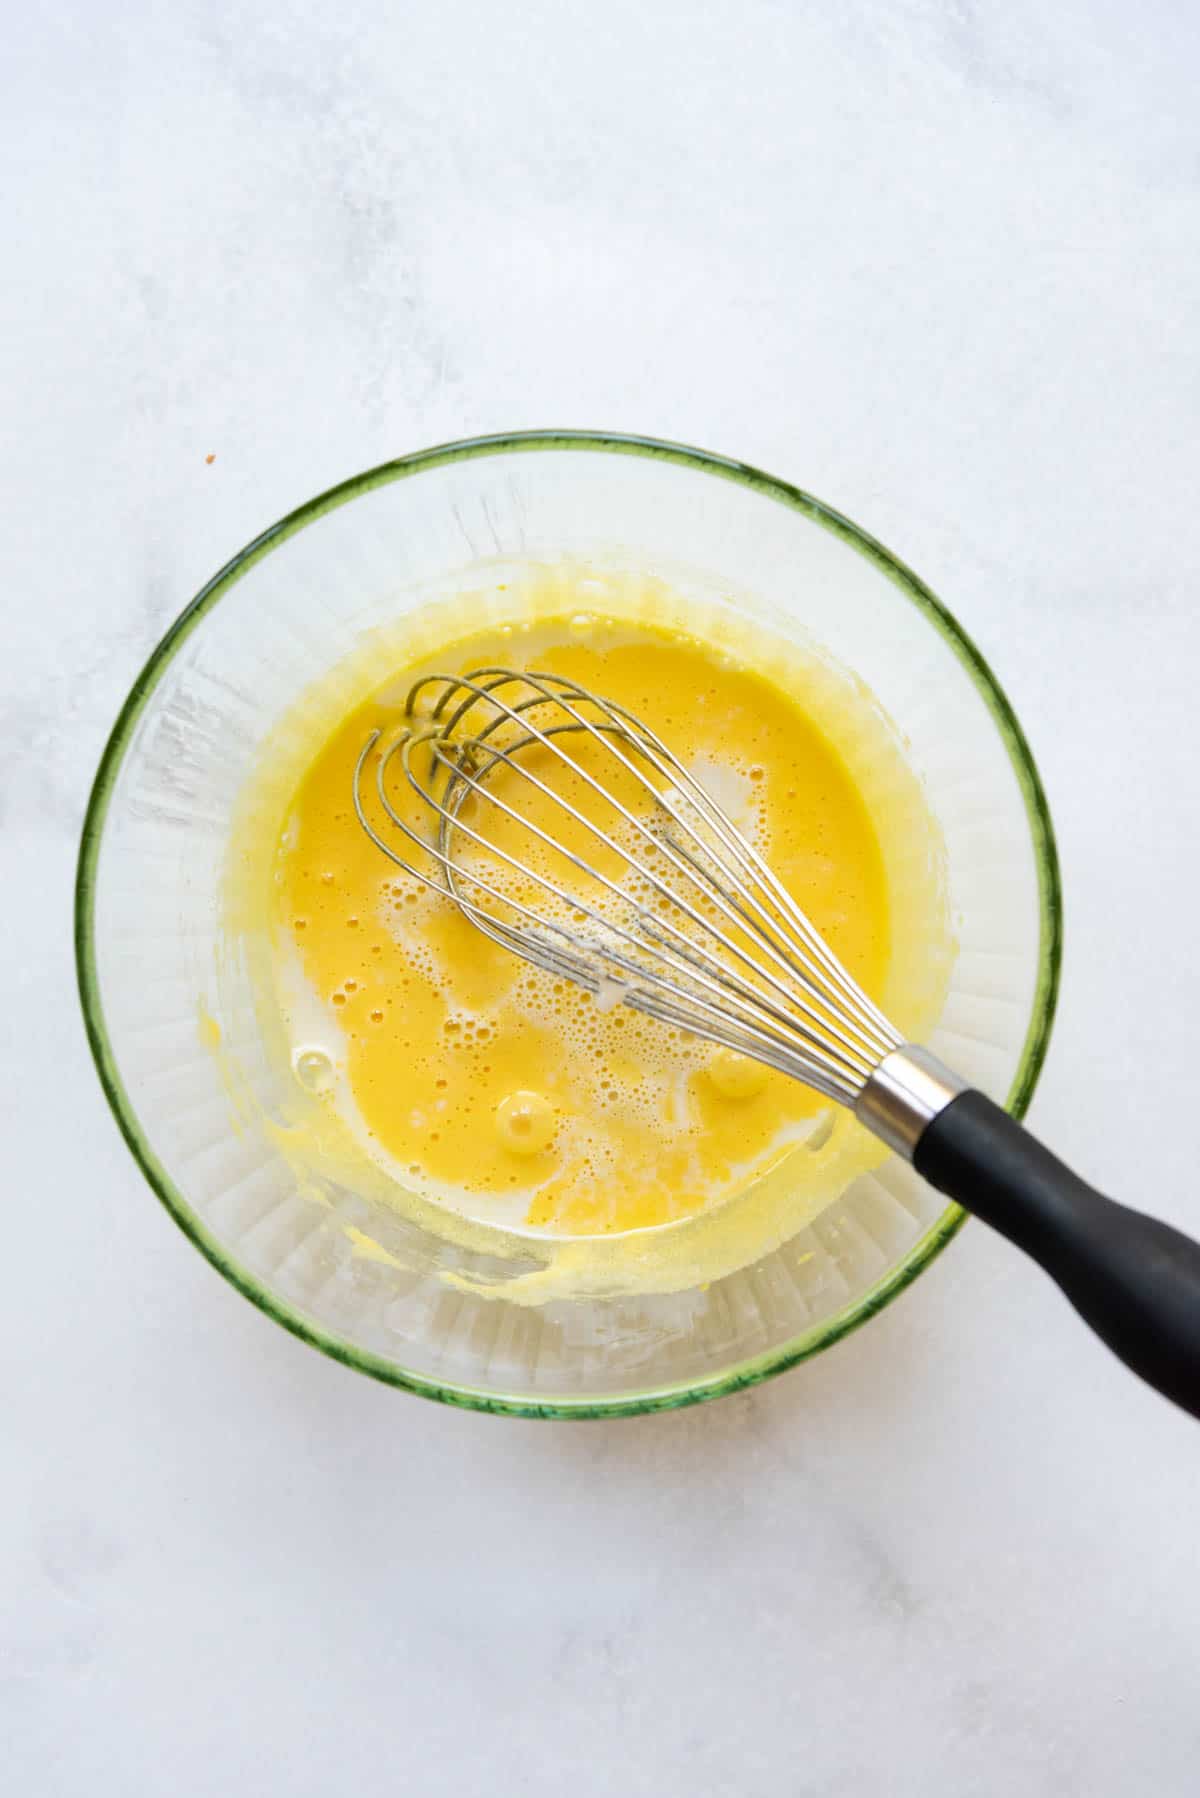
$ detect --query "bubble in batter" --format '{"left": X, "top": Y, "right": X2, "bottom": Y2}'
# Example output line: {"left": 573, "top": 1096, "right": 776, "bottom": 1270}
{"left": 292, "top": 1046, "right": 335, "bottom": 1095}
{"left": 706, "top": 1047, "right": 769, "bottom": 1100}
{"left": 495, "top": 1090, "right": 556, "bottom": 1156}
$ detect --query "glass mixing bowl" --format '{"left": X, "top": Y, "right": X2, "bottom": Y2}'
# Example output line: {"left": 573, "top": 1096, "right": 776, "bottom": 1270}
{"left": 76, "top": 432, "right": 1060, "bottom": 1415}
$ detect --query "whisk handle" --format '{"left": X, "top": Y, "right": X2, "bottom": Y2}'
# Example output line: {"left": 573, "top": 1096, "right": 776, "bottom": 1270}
{"left": 914, "top": 1089, "right": 1200, "bottom": 1421}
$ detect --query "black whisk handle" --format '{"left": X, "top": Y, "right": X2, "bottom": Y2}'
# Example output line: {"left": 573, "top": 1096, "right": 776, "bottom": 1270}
{"left": 914, "top": 1090, "right": 1200, "bottom": 1421}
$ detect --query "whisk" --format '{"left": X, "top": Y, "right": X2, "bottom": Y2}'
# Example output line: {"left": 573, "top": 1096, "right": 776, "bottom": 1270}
{"left": 354, "top": 668, "right": 1200, "bottom": 1419}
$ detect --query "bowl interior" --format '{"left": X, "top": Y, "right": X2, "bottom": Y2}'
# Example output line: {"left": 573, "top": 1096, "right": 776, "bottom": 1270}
{"left": 78, "top": 434, "right": 1059, "bottom": 1414}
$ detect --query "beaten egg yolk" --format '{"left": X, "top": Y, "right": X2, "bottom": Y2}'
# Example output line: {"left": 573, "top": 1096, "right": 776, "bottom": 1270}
{"left": 273, "top": 617, "right": 890, "bottom": 1236}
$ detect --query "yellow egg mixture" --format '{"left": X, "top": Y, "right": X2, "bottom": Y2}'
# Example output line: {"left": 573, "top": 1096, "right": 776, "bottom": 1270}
{"left": 223, "top": 568, "right": 952, "bottom": 1301}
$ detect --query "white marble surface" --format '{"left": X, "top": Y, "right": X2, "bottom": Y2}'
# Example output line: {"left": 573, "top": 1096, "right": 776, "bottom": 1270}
{"left": 5, "top": 2, "right": 1200, "bottom": 1791}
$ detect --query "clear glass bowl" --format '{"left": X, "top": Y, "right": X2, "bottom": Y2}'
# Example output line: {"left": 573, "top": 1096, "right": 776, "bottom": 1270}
{"left": 76, "top": 432, "right": 1061, "bottom": 1416}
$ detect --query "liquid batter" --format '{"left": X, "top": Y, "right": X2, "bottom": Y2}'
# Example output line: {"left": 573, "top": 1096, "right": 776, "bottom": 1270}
{"left": 276, "top": 621, "right": 889, "bottom": 1235}
{"left": 223, "top": 566, "right": 952, "bottom": 1300}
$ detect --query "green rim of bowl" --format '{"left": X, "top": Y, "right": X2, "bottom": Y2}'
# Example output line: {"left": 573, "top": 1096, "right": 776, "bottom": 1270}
{"left": 75, "top": 430, "right": 1062, "bottom": 1419}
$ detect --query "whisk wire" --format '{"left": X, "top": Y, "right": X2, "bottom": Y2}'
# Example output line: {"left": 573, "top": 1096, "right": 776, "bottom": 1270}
{"left": 407, "top": 733, "right": 878, "bottom": 1090}
{"left": 417, "top": 728, "right": 880, "bottom": 1078}
{"left": 353, "top": 669, "right": 901, "bottom": 1103}
{"left": 362, "top": 733, "right": 860, "bottom": 1099}
{"left": 417, "top": 670, "right": 891, "bottom": 1067}
{"left": 434, "top": 669, "right": 898, "bottom": 1051}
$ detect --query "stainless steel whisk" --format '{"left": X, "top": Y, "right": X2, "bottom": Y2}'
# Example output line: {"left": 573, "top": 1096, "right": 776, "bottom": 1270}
{"left": 355, "top": 668, "right": 1200, "bottom": 1419}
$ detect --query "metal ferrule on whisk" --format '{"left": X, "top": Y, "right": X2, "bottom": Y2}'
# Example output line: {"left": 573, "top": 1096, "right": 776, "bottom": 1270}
{"left": 854, "top": 1046, "right": 966, "bottom": 1160}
